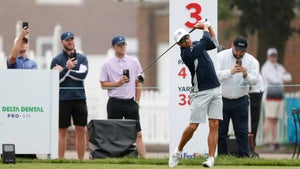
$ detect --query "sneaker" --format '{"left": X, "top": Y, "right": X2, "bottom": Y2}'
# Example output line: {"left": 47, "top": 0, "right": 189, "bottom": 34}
{"left": 168, "top": 151, "right": 181, "bottom": 167}
{"left": 202, "top": 156, "right": 214, "bottom": 168}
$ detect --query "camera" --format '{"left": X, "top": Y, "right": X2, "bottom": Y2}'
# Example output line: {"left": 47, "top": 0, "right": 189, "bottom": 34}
{"left": 236, "top": 60, "right": 242, "bottom": 66}
{"left": 70, "top": 52, "right": 77, "bottom": 60}
{"left": 22, "top": 22, "right": 29, "bottom": 29}
{"left": 123, "top": 69, "right": 130, "bottom": 82}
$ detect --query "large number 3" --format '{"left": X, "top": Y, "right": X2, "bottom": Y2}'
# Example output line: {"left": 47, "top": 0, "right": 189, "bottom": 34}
{"left": 185, "top": 3, "right": 202, "bottom": 28}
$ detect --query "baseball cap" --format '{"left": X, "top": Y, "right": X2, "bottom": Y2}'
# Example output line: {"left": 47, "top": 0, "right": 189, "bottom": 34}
{"left": 60, "top": 32, "right": 74, "bottom": 41}
{"left": 233, "top": 36, "right": 248, "bottom": 51}
{"left": 112, "top": 35, "right": 126, "bottom": 46}
{"left": 267, "top": 47, "right": 278, "bottom": 56}
{"left": 173, "top": 28, "right": 189, "bottom": 43}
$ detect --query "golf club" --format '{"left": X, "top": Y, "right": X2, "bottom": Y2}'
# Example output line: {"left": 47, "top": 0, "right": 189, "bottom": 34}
{"left": 137, "top": 26, "right": 200, "bottom": 83}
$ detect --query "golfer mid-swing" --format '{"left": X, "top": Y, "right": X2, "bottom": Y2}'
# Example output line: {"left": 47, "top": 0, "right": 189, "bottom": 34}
{"left": 169, "top": 20, "right": 222, "bottom": 168}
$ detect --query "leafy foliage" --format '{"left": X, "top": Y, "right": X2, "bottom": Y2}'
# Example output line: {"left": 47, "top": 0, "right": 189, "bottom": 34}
{"left": 218, "top": 0, "right": 298, "bottom": 65}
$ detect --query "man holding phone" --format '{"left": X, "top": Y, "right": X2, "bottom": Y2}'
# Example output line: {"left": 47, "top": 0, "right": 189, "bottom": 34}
{"left": 99, "top": 35, "right": 146, "bottom": 158}
{"left": 7, "top": 22, "right": 37, "bottom": 69}
{"left": 216, "top": 36, "right": 259, "bottom": 157}
{"left": 50, "top": 31, "right": 89, "bottom": 160}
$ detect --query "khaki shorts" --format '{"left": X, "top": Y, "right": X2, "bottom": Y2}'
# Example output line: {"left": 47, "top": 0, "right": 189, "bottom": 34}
{"left": 264, "top": 100, "right": 284, "bottom": 118}
{"left": 189, "top": 87, "right": 223, "bottom": 123}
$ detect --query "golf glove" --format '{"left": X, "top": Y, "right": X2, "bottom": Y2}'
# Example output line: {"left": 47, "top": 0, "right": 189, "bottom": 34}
{"left": 204, "top": 21, "right": 211, "bottom": 28}
{"left": 200, "top": 18, "right": 211, "bottom": 28}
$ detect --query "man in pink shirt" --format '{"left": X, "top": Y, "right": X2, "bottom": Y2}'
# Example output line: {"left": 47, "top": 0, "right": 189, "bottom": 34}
{"left": 99, "top": 35, "right": 146, "bottom": 158}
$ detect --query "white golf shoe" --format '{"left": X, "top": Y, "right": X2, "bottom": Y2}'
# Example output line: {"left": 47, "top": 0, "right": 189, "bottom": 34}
{"left": 168, "top": 151, "right": 181, "bottom": 167}
{"left": 202, "top": 156, "right": 214, "bottom": 168}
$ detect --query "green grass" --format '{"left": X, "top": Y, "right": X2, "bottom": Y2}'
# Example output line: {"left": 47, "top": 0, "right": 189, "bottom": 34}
{"left": 1, "top": 164, "right": 300, "bottom": 169}
{"left": 1, "top": 155, "right": 300, "bottom": 169}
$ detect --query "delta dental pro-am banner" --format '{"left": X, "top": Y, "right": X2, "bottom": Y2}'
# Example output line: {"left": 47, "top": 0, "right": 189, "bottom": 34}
{"left": 0, "top": 70, "right": 58, "bottom": 158}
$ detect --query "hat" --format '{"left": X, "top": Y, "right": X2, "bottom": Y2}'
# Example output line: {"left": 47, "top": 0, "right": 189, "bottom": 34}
{"left": 267, "top": 47, "right": 278, "bottom": 56}
{"left": 173, "top": 28, "right": 189, "bottom": 43}
{"left": 233, "top": 36, "right": 248, "bottom": 51}
{"left": 14, "top": 37, "right": 28, "bottom": 44}
{"left": 60, "top": 32, "right": 74, "bottom": 41}
{"left": 112, "top": 35, "right": 126, "bottom": 46}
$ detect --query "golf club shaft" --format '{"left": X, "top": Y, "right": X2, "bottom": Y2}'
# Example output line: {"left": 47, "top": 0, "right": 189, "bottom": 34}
{"left": 140, "top": 43, "right": 176, "bottom": 74}
{"left": 140, "top": 27, "right": 197, "bottom": 74}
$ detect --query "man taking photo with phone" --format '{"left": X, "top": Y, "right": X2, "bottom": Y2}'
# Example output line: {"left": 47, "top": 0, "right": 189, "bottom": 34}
{"left": 7, "top": 22, "right": 37, "bottom": 69}
{"left": 216, "top": 36, "right": 259, "bottom": 157}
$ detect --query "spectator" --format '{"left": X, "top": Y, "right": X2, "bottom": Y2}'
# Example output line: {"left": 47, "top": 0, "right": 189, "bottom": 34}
{"left": 99, "top": 35, "right": 146, "bottom": 158}
{"left": 261, "top": 47, "right": 292, "bottom": 150}
{"left": 50, "top": 32, "right": 89, "bottom": 160}
{"left": 169, "top": 20, "right": 222, "bottom": 168}
{"left": 216, "top": 36, "right": 258, "bottom": 157}
{"left": 7, "top": 27, "right": 37, "bottom": 69}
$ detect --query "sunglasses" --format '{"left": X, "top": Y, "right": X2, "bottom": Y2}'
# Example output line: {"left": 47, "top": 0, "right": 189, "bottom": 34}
{"left": 179, "top": 35, "right": 190, "bottom": 44}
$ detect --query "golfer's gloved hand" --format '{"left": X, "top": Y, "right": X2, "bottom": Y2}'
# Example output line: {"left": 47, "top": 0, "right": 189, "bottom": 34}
{"left": 200, "top": 18, "right": 210, "bottom": 28}
{"left": 204, "top": 21, "right": 211, "bottom": 28}
{"left": 137, "top": 73, "right": 144, "bottom": 83}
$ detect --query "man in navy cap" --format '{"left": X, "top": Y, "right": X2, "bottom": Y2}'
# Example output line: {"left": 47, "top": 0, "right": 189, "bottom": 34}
{"left": 216, "top": 36, "right": 259, "bottom": 157}
{"left": 7, "top": 26, "right": 37, "bottom": 69}
{"left": 50, "top": 31, "right": 89, "bottom": 160}
{"left": 99, "top": 35, "right": 146, "bottom": 158}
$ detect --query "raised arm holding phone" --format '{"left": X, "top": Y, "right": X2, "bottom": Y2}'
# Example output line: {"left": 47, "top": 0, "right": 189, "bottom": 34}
{"left": 7, "top": 21, "right": 37, "bottom": 69}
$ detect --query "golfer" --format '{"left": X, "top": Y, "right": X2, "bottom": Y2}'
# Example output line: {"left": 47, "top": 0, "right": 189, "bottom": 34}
{"left": 169, "top": 20, "right": 222, "bottom": 168}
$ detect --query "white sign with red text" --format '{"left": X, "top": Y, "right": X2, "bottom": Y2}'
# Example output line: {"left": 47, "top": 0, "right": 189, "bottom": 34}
{"left": 169, "top": 0, "right": 218, "bottom": 157}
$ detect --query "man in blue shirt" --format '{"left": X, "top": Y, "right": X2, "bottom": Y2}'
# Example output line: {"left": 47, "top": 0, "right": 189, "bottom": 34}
{"left": 169, "top": 20, "right": 222, "bottom": 168}
{"left": 51, "top": 31, "right": 88, "bottom": 160}
{"left": 7, "top": 27, "right": 37, "bottom": 69}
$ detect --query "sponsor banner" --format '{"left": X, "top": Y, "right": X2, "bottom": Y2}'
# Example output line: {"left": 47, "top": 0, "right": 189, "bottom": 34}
{"left": 0, "top": 70, "right": 58, "bottom": 158}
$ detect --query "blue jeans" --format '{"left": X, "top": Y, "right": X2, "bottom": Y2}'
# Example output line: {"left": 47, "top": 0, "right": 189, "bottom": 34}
{"left": 218, "top": 95, "right": 250, "bottom": 157}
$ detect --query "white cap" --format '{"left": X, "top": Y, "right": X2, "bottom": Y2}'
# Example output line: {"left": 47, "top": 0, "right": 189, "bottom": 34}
{"left": 267, "top": 47, "right": 278, "bottom": 56}
{"left": 173, "top": 28, "right": 189, "bottom": 43}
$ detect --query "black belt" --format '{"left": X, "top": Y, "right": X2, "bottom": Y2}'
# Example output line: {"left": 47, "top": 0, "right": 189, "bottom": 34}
{"left": 222, "top": 95, "right": 247, "bottom": 101}
{"left": 109, "top": 97, "right": 134, "bottom": 101}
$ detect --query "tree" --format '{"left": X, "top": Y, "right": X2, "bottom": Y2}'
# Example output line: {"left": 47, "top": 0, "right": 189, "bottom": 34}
{"left": 219, "top": 0, "right": 297, "bottom": 65}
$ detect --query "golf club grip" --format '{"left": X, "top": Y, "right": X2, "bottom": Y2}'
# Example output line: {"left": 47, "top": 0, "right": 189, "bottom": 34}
{"left": 189, "top": 18, "right": 207, "bottom": 33}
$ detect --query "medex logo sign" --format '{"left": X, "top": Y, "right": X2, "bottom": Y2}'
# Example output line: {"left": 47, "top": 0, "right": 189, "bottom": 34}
{"left": 1, "top": 106, "right": 44, "bottom": 119}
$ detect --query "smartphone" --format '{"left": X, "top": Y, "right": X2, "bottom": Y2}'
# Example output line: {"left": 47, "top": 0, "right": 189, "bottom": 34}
{"left": 123, "top": 69, "right": 130, "bottom": 82}
{"left": 70, "top": 52, "right": 77, "bottom": 60}
{"left": 22, "top": 22, "right": 29, "bottom": 29}
{"left": 236, "top": 60, "right": 242, "bottom": 66}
